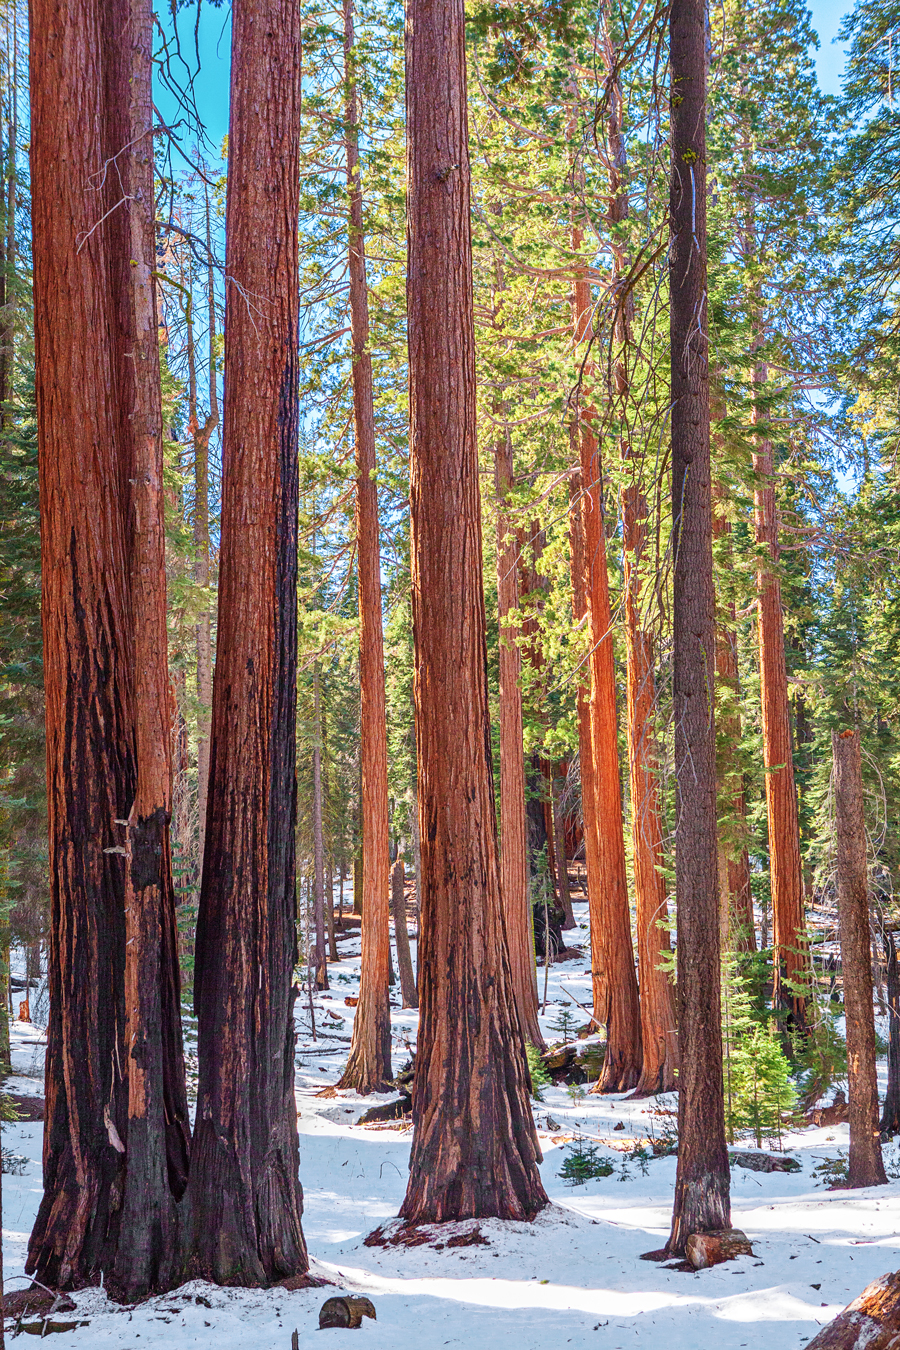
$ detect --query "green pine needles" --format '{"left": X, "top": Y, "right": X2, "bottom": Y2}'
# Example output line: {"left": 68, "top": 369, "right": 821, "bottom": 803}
{"left": 722, "top": 952, "right": 797, "bottom": 1149}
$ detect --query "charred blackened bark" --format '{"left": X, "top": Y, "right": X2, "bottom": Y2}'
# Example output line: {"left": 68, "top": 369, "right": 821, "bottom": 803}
{"left": 28, "top": 0, "right": 133, "bottom": 1288}
{"left": 400, "top": 0, "right": 547, "bottom": 1223}
{"left": 665, "top": 0, "right": 731, "bottom": 1255}
{"left": 186, "top": 0, "right": 307, "bottom": 1285}
{"left": 880, "top": 930, "right": 900, "bottom": 1136}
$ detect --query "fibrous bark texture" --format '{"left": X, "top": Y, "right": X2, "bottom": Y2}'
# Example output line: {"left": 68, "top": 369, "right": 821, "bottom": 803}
{"left": 832, "top": 729, "right": 886, "bottom": 1189}
{"left": 665, "top": 0, "right": 731, "bottom": 1255}
{"left": 187, "top": 0, "right": 307, "bottom": 1286}
{"left": 803, "top": 1270, "right": 900, "bottom": 1349}
{"left": 338, "top": 0, "right": 392, "bottom": 1093}
{"left": 880, "top": 931, "right": 900, "bottom": 1136}
{"left": 571, "top": 237, "right": 641, "bottom": 1094}
{"left": 754, "top": 394, "right": 806, "bottom": 1026}
{"left": 494, "top": 430, "right": 543, "bottom": 1051}
{"left": 28, "top": 0, "right": 134, "bottom": 1287}
{"left": 400, "top": 0, "right": 547, "bottom": 1223}
{"left": 568, "top": 470, "right": 609, "bottom": 1026}
{"left": 107, "top": 0, "right": 190, "bottom": 1298}
{"left": 391, "top": 860, "right": 418, "bottom": 1009}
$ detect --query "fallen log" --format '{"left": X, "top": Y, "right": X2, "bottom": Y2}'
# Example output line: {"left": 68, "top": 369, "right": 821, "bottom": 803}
{"left": 319, "top": 1295, "right": 377, "bottom": 1329}
{"left": 803, "top": 1270, "right": 900, "bottom": 1348}
{"left": 729, "top": 1151, "right": 801, "bottom": 1174}
{"left": 686, "top": 1228, "right": 754, "bottom": 1270}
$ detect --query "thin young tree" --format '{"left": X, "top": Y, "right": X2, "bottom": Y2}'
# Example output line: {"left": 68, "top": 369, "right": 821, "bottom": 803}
{"left": 665, "top": 0, "right": 731, "bottom": 1255}
{"left": 571, "top": 214, "right": 642, "bottom": 1093}
{"left": 338, "top": 0, "right": 393, "bottom": 1093}
{"left": 494, "top": 425, "right": 544, "bottom": 1051}
{"left": 28, "top": 0, "right": 134, "bottom": 1287}
{"left": 399, "top": 0, "right": 547, "bottom": 1222}
{"left": 186, "top": 0, "right": 307, "bottom": 1284}
{"left": 832, "top": 728, "right": 886, "bottom": 1189}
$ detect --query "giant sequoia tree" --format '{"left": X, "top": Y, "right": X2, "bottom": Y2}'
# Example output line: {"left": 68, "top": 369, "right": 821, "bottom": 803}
{"left": 186, "top": 0, "right": 307, "bottom": 1285}
{"left": 28, "top": 0, "right": 188, "bottom": 1296}
{"left": 665, "top": 0, "right": 731, "bottom": 1255}
{"left": 399, "top": 0, "right": 547, "bottom": 1223}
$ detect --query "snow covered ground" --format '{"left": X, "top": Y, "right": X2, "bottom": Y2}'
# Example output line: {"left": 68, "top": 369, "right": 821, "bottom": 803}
{"left": 2, "top": 896, "right": 898, "bottom": 1348}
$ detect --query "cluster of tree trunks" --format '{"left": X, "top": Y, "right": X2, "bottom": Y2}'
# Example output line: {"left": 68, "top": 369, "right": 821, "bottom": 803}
{"left": 29, "top": 0, "right": 307, "bottom": 1298}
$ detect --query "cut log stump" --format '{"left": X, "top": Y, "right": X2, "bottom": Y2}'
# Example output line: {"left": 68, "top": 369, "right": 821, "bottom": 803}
{"left": 686, "top": 1228, "right": 754, "bottom": 1270}
{"left": 803, "top": 1270, "right": 900, "bottom": 1348}
{"left": 319, "top": 1295, "right": 377, "bottom": 1329}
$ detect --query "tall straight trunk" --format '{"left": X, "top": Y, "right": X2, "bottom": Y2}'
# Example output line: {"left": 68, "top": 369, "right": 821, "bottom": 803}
{"left": 0, "top": 16, "right": 15, "bottom": 420}
{"left": 107, "top": 0, "right": 190, "bottom": 1298}
{"left": 568, "top": 469, "right": 609, "bottom": 1027}
{"left": 338, "top": 0, "right": 392, "bottom": 1093}
{"left": 326, "top": 856, "right": 339, "bottom": 962}
{"left": 551, "top": 769, "right": 575, "bottom": 929}
{"left": 881, "top": 930, "right": 900, "bottom": 1135}
{"left": 186, "top": 0, "right": 307, "bottom": 1285}
{"left": 391, "top": 859, "right": 418, "bottom": 1009}
{"left": 623, "top": 495, "right": 678, "bottom": 1097}
{"left": 571, "top": 235, "right": 641, "bottom": 1094}
{"left": 599, "top": 43, "right": 676, "bottom": 1096}
{"left": 494, "top": 429, "right": 543, "bottom": 1050}
{"left": 832, "top": 729, "right": 886, "bottom": 1188}
{"left": 192, "top": 192, "right": 219, "bottom": 866}
{"left": 312, "top": 664, "right": 328, "bottom": 990}
{"left": 400, "top": 0, "right": 547, "bottom": 1222}
{"left": 754, "top": 376, "right": 806, "bottom": 1027}
{"left": 666, "top": 0, "right": 730, "bottom": 1254}
{"left": 712, "top": 495, "right": 755, "bottom": 951}
{"left": 28, "top": 0, "right": 134, "bottom": 1286}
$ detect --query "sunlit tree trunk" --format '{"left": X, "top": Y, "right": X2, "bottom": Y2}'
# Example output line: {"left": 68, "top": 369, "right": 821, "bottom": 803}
{"left": 28, "top": 0, "right": 134, "bottom": 1287}
{"left": 312, "top": 664, "right": 328, "bottom": 991}
{"left": 338, "top": 0, "right": 392, "bottom": 1093}
{"left": 666, "top": 0, "right": 730, "bottom": 1254}
{"left": 571, "top": 227, "right": 641, "bottom": 1093}
{"left": 107, "top": 0, "right": 190, "bottom": 1298}
{"left": 568, "top": 469, "right": 609, "bottom": 1027}
{"left": 832, "top": 729, "right": 886, "bottom": 1189}
{"left": 186, "top": 0, "right": 307, "bottom": 1285}
{"left": 494, "top": 423, "right": 543, "bottom": 1050}
{"left": 753, "top": 364, "right": 806, "bottom": 1027}
{"left": 400, "top": 0, "right": 547, "bottom": 1222}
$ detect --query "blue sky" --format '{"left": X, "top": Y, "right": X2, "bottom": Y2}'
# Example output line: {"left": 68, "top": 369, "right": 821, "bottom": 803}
{"left": 157, "top": 0, "right": 852, "bottom": 153}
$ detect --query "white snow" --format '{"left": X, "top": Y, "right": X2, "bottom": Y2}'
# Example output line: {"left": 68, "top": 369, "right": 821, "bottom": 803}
{"left": 2, "top": 896, "right": 898, "bottom": 1348}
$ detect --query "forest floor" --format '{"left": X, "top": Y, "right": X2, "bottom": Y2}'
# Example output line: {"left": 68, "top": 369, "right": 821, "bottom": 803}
{"left": 2, "top": 895, "right": 898, "bottom": 1349}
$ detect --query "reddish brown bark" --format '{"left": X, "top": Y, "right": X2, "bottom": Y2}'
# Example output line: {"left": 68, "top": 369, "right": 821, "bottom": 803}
{"left": 712, "top": 497, "right": 755, "bottom": 951}
{"left": 391, "top": 860, "right": 418, "bottom": 1010}
{"left": 568, "top": 470, "right": 609, "bottom": 1027}
{"left": 832, "top": 729, "right": 886, "bottom": 1189}
{"left": 599, "top": 40, "right": 676, "bottom": 1096}
{"left": 571, "top": 240, "right": 641, "bottom": 1094}
{"left": 186, "top": 0, "right": 307, "bottom": 1285}
{"left": 28, "top": 0, "right": 134, "bottom": 1288}
{"left": 400, "top": 0, "right": 547, "bottom": 1222}
{"left": 623, "top": 492, "right": 678, "bottom": 1097}
{"left": 312, "top": 664, "right": 328, "bottom": 991}
{"left": 338, "top": 0, "right": 392, "bottom": 1093}
{"left": 666, "top": 0, "right": 731, "bottom": 1254}
{"left": 803, "top": 1270, "right": 900, "bottom": 1349}
{"left": 108, "top": 0, "right": 190, "bottom": 1298}
{"left": 494, "top": 430, "right": 543, "bottom": 1051}
{"left": 754, "top": 401, "right": 806, "bottom": 1026}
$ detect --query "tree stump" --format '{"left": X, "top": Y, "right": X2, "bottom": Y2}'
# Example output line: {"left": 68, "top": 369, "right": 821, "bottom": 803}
{"left": 803, "top": 1270, "right": 900, "bottom": 1348}
{"left": 686, "top": 1228, "right": 754, "bottom": 1270}
{"left": 318, "top": 1295, "right": 376, "bottom": 1329}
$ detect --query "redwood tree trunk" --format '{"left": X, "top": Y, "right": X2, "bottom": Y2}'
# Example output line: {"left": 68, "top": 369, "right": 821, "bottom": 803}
{"left": 312, "top": 665, "right": 328, "bottom": 991}
{"left": 108, "top": 0, "right": 190, "bottom": 1298}
{"left": 568, "top": 469, "right": 609, "bottom": 1027}
{"left": 400, "top": 0, "right": 547, "bottom": 1222}
{"left": 338, "top": 0, "right": 392, "bottom": 1093}
{"left": 832, "top": 729, "right": 886, "bottom": 1188}
{"left": 391, "top": 859, "right": 418, "bottom": 1009}
{"left": 713, "top": 491, "right": 755, "bottom": 951}
{"left": 753, "top": 357, "right": 806, "bottom": 1026}
{"left": 28, "top": 0, "right": 133, "bottom": 1287}
{"left": 494, "top": 428, "right": 543, "bottom": 1050}
{"left": 571, "top": 240, "right": 641, "bottom": 1094}
{"left": 186, "top": 0, "right": 307, "bottom": 1285}
{"left": 666, "top": 0, "right": 731, "bottom": 1254}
